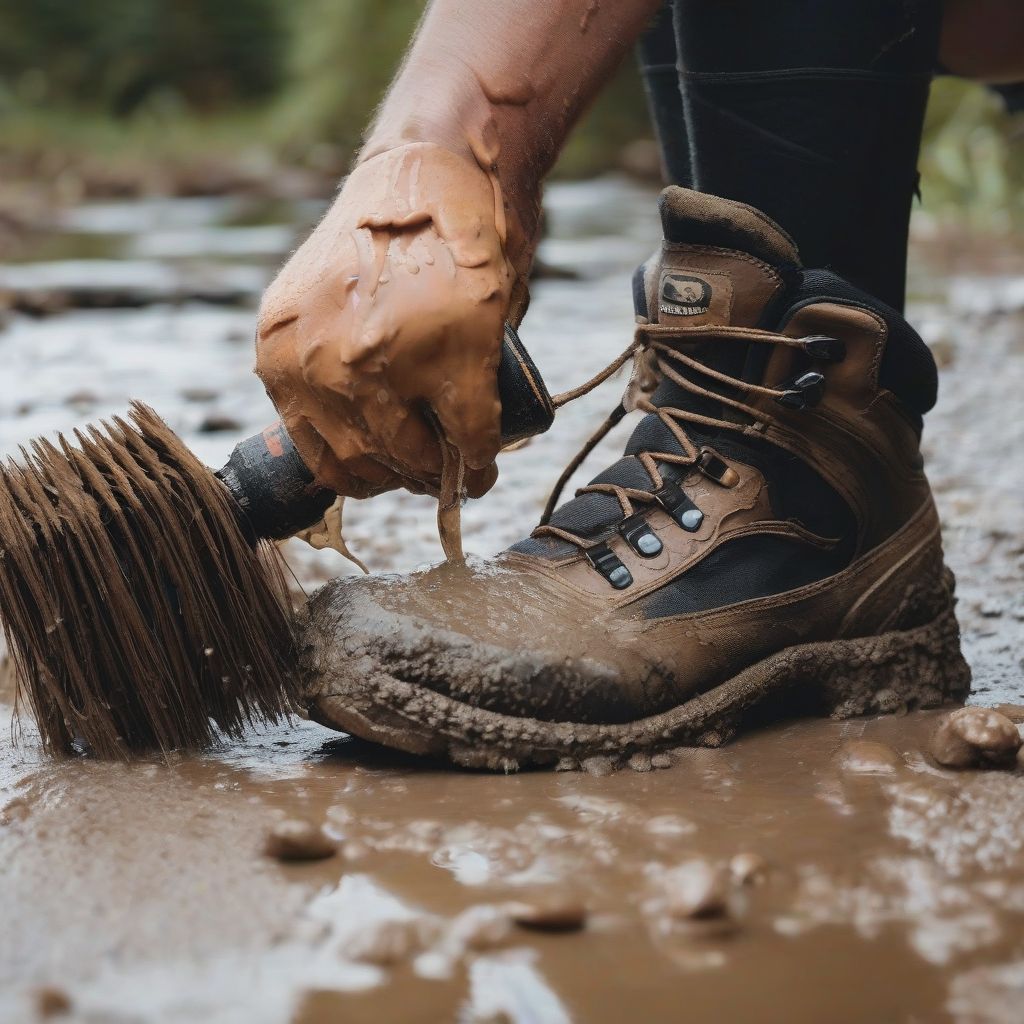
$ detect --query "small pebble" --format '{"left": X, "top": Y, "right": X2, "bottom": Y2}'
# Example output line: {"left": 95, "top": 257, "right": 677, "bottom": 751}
{"left": 650, "top": 753, "right": 672, "bottom": 770}
{"left": 35, "top": 987, "right": 71, "bottom": 1018}
{"left": 198, "top": 413, "right": 243, "bottom": 434}
{"left": 581, "top": 756, "right": 615, "bottom": 777}
{"left": 555, "top": 756, "right": 580, "bottom": 772}
{"left": 448, "top": 904, "right": 512, "bottom": 951}
{"left": 508, "top": 894, "right": 588, "bottom": 933}
{"left": 629, "top": 752, "right": 653, "bottom": 773}
{"left": 264, "top": 819, "right": 338, "bottom": 862}
{"left": 344, "top": 917, "right": 439, "bottom": 966}
{"left": 181, "top": 386, "right": 220, "bottom": 403}
{"left": 729, "top": 852, "right": 768, "bottom": 886}
{"left": 63, "top": 390, "right": 97, "bottom": 409}
{"left": 663, "top": 860, "right": 730, "bottom": 920}
{"left": 930, "top": 707, "right": 1022, "bottom": 769}
{"left": 837, "top": 740, "right": 902, "bottom": 775}
{"left": 994, "top": 704, "right": 1024, "bottom": 725}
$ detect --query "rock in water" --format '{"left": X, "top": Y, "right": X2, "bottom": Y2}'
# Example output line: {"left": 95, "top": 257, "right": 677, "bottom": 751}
{"left": 343, "top": 917, "right": 439, "bottom": 966}
{"left": 730, "top": 852, "right": 768, "bottom": 886}
{"left": 508, "top": 894, "right": 588, "bottom": 933}
{"left": 264, "top": 819, "right": 338, "bottom": 862}
{"left": 35, "top": 987, "right": 72, "bottom": 1018}
{"left": 930, "top": 707, "right": 1022, "bottom": 769}
{"left": 581, "top": 756, "right": 615, "bottom": 777}
{"left": 663, "top": 860, "right": 730, "bottom": 920}
{"left": 837, "top": 740, "right": 902, "bottom": 775}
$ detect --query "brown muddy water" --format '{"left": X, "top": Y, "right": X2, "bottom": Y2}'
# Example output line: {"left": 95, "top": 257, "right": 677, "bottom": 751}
{"left": 1, "top": 180, "right": 1023, "bottom": 1022}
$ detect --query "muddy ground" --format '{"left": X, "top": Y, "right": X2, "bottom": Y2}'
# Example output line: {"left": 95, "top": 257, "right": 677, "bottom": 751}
{"left": 0, "top": 179, "right": 1022, "bottom": 1022}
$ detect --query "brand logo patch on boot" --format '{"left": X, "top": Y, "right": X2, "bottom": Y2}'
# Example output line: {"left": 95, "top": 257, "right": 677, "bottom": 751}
{"left": 660, "top": 274, "right": 712, "bottom": 317}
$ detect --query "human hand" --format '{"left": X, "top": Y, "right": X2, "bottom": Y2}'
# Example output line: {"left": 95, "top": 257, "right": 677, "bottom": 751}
{"left": 256, "top": 142, "right": 527, "bottom": 499}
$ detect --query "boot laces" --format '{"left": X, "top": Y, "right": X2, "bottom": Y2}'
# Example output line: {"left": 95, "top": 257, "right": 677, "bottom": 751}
{"left": 531, "top": 322, "right": 838, "bottom": 568}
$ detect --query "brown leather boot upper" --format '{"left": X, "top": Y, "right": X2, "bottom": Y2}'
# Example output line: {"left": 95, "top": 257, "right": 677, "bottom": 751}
{"left": 302, "top": 187, "right": 961, "bottom": 738}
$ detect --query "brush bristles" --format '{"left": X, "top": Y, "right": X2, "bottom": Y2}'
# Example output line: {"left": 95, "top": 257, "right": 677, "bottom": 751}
{"left": 0, "top": 401, "right": 298, "bottom": 758}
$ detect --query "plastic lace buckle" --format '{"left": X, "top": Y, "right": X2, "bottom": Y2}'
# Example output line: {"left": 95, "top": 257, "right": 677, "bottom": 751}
{"left": 653, "top": 482, "right": 705, "bottom": 532}
{"left": 775, "top": 371, "right": 826, "bottom": 410}
{"left": 585, "top": 541, "right": 633, "bottom": 589}
{"left": 619, "top": 513, "right": 663, "bottom": 557}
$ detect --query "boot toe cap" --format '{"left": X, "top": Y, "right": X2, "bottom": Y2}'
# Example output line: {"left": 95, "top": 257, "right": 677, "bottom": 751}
{"left": 297, "top": 558, "right": 659, "bottom": 730}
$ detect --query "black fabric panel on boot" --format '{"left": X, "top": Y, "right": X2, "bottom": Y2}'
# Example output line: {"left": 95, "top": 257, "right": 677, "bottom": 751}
{"left": 511, "top": 397, "right": 859, "bottom": 567}
{"left": 672, "top": 0, "right": 942, "bottom": 312}
{"left": 640, "top": 533, "right": 853, "bottom": 619}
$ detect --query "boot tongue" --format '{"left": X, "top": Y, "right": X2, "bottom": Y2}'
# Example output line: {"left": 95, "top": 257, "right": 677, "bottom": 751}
{"left": 651, "top": 186, "right": 801, "bottom": 331}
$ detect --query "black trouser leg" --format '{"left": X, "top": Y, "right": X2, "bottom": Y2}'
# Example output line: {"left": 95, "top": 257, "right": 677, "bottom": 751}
{"left": 638, "top": 0, "right": 943, "bottom": 310}
{"left": 637, "top": 4, "right": 691, "bottom": 188}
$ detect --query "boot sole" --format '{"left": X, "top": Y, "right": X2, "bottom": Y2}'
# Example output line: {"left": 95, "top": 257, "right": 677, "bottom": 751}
{"left": 307, "top": 571, "right": 971, "bottom": 771}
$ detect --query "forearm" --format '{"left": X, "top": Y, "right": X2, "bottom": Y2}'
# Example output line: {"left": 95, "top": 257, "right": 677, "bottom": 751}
{"left": 359, "top": 0, "right": 662, "bottom": 253}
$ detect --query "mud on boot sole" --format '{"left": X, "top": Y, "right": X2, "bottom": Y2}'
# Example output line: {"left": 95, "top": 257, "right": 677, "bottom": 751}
{"left": 303, "top": 593, "right": 971, "bottom": 772}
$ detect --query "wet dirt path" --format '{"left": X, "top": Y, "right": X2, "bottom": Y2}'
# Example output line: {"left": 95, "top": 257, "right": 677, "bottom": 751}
{"left": 1, "top": 180, "right": 1022, "bottom": 1021}
{"left": 2, "top": 712, "right": 1023, "bottom": 1022}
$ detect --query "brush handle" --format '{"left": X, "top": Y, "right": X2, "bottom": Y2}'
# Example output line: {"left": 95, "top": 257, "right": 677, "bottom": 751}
{"left": 217, "top": 324, "right": 555, "bottom": 540}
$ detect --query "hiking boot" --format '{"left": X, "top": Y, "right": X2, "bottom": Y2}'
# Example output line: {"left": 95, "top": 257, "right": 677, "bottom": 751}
{"left": 298, "top": 187, "right": 970, "bottom": 770}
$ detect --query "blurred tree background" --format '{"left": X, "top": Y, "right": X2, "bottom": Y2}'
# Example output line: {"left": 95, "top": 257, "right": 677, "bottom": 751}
{"left": 0, "top": 0, "right": 1020, "bottom": 225}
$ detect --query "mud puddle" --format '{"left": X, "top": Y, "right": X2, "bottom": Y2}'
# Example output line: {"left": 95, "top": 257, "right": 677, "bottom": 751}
{"left": 2, "top": 711, "right": 1023, "bottom": 1022}
{"left": 1, "top": 180, "right": 1023, "bottom": 1021}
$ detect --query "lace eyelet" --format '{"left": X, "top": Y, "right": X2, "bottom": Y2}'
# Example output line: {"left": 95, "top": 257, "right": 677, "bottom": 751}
{"left": 653, "top": 481, "right": 706, "bottom": 529}
{"left": 619, "top": 513, "right": 663, "bottom": 557}
{"left": 696, "top": 449, "right": 740, "bottom": 488}
{"left": 585, "top": 541, "right": 633, "bottom": 589}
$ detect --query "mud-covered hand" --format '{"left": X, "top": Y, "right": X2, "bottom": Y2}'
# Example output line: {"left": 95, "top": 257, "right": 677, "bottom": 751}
{"left": 255, "top": 143, "right": 522, "bottom": 500}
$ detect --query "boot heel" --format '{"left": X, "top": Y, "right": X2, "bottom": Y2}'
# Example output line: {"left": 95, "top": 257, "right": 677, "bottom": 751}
{"left": 818, "top": 570, "right": 971, "bottom": 719}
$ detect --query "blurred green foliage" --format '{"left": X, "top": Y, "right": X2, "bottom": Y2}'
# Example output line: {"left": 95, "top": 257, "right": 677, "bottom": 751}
{"left": 0, "top": 0, "right": 1020, "bottom": 224}
{"left": 277, "top": 0, "right": 423, "bottom": 154}
{"left": 276, "top": 0, "right": 647, "bottom": 175}
{"left": 0, "top": 0, "right": 286, "bottom": 113}
{"left": 920, "top": 78, "right": 1024, "bottom": 228}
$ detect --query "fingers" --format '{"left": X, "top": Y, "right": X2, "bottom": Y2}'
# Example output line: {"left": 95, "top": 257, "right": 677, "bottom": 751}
{"left": 273, "top": 412, "right": 384, "bottom": 496}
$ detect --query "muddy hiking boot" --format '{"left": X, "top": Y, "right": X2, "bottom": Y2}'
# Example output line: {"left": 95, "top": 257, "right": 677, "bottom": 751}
{"left": 299, "top": 186, "right": 970, "bottom": 770}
